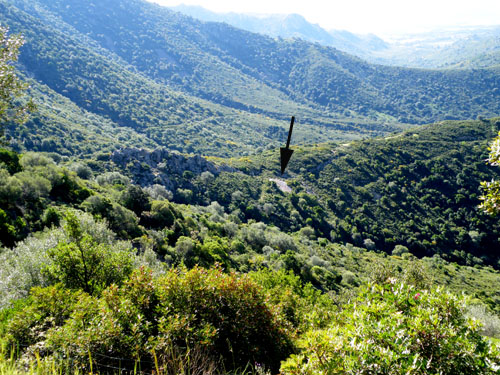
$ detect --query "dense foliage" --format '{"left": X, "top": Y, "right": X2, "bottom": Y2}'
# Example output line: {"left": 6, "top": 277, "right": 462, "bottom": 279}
{"left": 5, "top": 267, "right": 296, "bottom": 373}
{"left": 480, "top": 131, "right": 500, "bottom": 215}
{"left": 281, "top": 281, "right": 500, "bottom": 374}
{"left": 22, "top": 0, "right": 499, "bottom": 125}
{"left": 102, "top": 119, "right": 500, "bottom": 268}
{"left": 0, "top": 1, "right": 500, "bottom": 373}
{"left": 1, "top": 136, "right": 500, "bottom": 372}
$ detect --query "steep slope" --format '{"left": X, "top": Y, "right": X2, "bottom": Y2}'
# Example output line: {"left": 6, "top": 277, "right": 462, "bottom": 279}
{"left": 7, "top": 0, "right": 500, "bottom": 127}
{"left": 1, "top": 0, "right": 402, "bottom": 157}
{"left": 102, "top": 118, "right": 500, "bottom": 268}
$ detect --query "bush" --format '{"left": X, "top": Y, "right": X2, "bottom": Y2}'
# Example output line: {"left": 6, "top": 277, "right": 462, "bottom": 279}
{"left": 392, "top": 244, "right": 409, "bottom": 256}
{"left": 71, "top": 163, "right": 93, "bottom": 179}
{"left": 5, "top": 285, "right": 85, "bottom": 350}
{"left": 120, "top": 184, "right": 151, "bottom": 215}
{"left": 144, "top": 184, "right": 173, "bottom": 200}
{"left": 467, "top": 304, "right": 500, "bottom": 339}
{"left": 42, "top": 206, "right": 61, "bottom": 228}
{"left": 10, "top": 267, "right": 295, "bottom": 374}
{"left": 281, "top": 281, "right": 500, "bottom": 375}
{"left": 96, "top": 171, "right": 129, "bottom": 186}
{"left": 82, "top": 195, "right": 142, "bottom": 238}
{"left": 0, "top": 148, "right": 21, "bottom": 174}
{"left": 14, "top": 171, "right": 52, "bottom": 201}
{"left": 42, "top": 212, "right": 135, "bottom": 295}
{"left": 250, "top": 268, "right": 337, "bottom": 331}
{"left": 141, "top": 200, "right": 176, "bottom": 229}
{"left": 0, "top": 210, "right": 142, "bottom": 309}
{"left": 49, "top": 170, "right": 91, "bottom": 204}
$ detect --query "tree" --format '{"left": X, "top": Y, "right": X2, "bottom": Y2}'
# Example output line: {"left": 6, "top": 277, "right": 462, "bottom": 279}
{"left": 480, "top": 131, "right": 500, "bottom": 215}
{"left": 42, "top": 211, "right": 134, "bottom": 295}
{"left": 0, "top": 26, "right": 35, "bottom": 139}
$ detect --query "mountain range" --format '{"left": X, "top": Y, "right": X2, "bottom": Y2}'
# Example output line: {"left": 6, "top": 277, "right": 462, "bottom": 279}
{"left": 0, "top": 0, "right": 499, "bottom": 161}
{"left": 170, "top": 4, "right": 500, "bottom": 69}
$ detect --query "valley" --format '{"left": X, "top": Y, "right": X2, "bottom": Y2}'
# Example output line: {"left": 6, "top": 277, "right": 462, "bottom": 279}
{"left": 0, "top": 0, "right": 499, "bottom": 373}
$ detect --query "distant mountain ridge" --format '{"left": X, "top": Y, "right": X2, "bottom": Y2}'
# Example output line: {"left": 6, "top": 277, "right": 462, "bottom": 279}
{"left": 170, "top": 4, "right": 389, "bottom": 57}
{"left": 170, "top": 4, "right": 500, "bottom": 69}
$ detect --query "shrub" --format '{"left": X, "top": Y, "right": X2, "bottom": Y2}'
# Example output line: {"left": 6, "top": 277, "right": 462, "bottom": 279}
{"left": 42, "top": 212, "right": 135, "bottom": 295}
{"left": 392, "top": 244, "right": 409, "bottom": 256}
{"left": 19, "top": 153, "right": 54, "bottom": 169}
{"left": 144, "top": 184, "right": 173, "bottom": 200}
{"left": 120, "top": 184, "right": 151, "bottom": 215}
{"left": 250, "top": 268, "right": 337, "bottom": 331}
{"left": 341, "top": 270, "right": 358, "bottom": 286}
{"left": 0, "top": 167, "right": 21, "bottom": 206}
{"left": 0, "top": 148, "right": 21, "bottom": 174}
{"left": 281, "top": 281, "right": 500, "bottom": 375}
{"left": 71, "top": 163, "right": 93, "bottom": 179}
{"left": 141, "top": 200, "right": 176, "bottom": 229}
{"left": 42, "top": 206, "right": 61, "bottom": 228}
{"left": 12, "top": 267, "right": 295, "bottom": 374}
{"left": 363, "top": 238, "right": 376, "bottom": 250}
{"left": 96, "top": 171, "right": 129, "bottom": 186}
{"left": 0, "top": 210, "right": 143, "bottom": 308}
{"left": 14, "top": 171, "right": 51, "bottom": 201}
{"left": 49, "top": 170, "right": 91, "bottom": 204}
{"left": 467, "top": 304, "right": 500, "bottom": 339}
{"left": 5, "top": 285, "right": 85, "bottom": 350}
{"left": 82, "top": 195, "right": 142, "bottom": 238}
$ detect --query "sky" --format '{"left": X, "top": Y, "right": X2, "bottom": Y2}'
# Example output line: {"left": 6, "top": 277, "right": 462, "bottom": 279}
{"left": 146, "top": 0, "right": 500, "bottom": 36}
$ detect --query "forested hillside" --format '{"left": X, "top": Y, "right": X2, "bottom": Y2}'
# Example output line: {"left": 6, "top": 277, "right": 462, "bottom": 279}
{"left": 0, "top": 0, "right": 498, "bottom": 162}
{"left": 86, "top": 118, "right": 500, "bottom": 268}
{"left": 17, "top": 0, "right": 500, "bottom": 124}
{"left": 1, "top": 119, "right": 500, "bottom": 373}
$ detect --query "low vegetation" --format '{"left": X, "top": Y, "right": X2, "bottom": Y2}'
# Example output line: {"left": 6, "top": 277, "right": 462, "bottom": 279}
{"left": 1, "top": 136, "right": 500, "bottom": 372}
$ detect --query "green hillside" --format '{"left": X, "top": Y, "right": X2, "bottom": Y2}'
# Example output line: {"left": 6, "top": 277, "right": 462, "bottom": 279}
{"left": 22, "top": 0, "right": 500, "bottom": 124}
{"left": 1, "top": 0, "right": 406, "bottom": 158}
{"left": 1, "top": 120, "right": 500, "bottom": 372}
{"left": 94, "top": 118, "right": 500, "bottom": 269}
{"left": 0, "top": 0, "right": 498, "bottom": 162}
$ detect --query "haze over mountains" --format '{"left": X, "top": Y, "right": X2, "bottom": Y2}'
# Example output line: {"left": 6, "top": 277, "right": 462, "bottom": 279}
{"left": 170, "top": 4, "right": 500, "bottom": 69}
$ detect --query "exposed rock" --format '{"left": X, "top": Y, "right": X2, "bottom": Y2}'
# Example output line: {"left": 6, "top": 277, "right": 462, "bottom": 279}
{"left": 269, "top": 178, "right": 292, "bottom": 193}
{"left": 111, "top": 147, "right": 234, "bottom": 190}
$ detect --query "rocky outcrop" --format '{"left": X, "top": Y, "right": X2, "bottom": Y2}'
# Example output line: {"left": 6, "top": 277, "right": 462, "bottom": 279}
{"left": 111, "top": 147, "right": 234, "bottom": 190}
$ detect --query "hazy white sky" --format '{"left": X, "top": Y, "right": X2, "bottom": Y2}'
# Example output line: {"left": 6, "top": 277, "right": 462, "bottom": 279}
{"left": 146, "top": 0, "right": 500, "bottom": 36}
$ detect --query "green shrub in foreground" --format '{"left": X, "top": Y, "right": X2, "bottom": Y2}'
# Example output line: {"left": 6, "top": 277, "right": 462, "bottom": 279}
{"left": 281, "top": 281, "right": 500, "bottom": 375}
{"left": 7, "top": 266, "right": 294, "bottom": 374}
